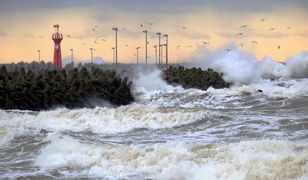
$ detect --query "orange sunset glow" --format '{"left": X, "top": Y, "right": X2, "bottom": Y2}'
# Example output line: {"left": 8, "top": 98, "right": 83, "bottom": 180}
{"left": 0, "top": 0, "right": 307, "bottom": 64}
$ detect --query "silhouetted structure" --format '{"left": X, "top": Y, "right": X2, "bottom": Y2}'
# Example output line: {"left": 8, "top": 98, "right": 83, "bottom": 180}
{"left": 52, "top": 24, "right": 63, "bottom": 69}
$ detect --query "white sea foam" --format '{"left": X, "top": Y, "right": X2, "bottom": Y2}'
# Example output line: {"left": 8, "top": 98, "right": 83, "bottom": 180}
{"left": 0, "top": 105, "right": 208, "bottom": 145}
{"left": 35, "top": 136, "right": 308, "bottom": 179}
{"left": 194, "top": 50, "right": 308, "bottom": 84}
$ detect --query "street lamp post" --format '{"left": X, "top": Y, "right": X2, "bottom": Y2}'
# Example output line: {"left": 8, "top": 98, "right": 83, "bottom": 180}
{"left": 143, "top": 30, "right": 148, "bottom": 64}
{"left": 164, "top": 34, "right": 168, "bottom": 67}
{"left": 160, "top": 44, "right": 164, "bottom": 66}
{"left": 156, "top": 32, "right": 161, "bottom": 67}
{"left": 153, "top": 45, "right": 157, "bottom": 66}
{"left": 89, "top": 48, "right": 95, "bottom": 64}
{"left": 70, "top": 49, "right": 74, "bottom": 64}
{"left": 136, "top": 47, "right": 141, "bottom": 64}
{"left": 112, "top": 27, "right": 118, "bottom": 66}
{"left": 111, "top": 47, "right": 115, "bottom": 64}
{"left": 37, "top": 50, "right": 40, "bottom": 62}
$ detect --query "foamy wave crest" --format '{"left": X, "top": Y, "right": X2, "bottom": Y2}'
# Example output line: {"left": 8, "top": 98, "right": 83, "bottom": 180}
{"left": 35, "top": 137, "right": 308, "bottom": 179}
{"left": 195, "top": 50, "right": 308, "bottom": 84}
{"left": 0, "top": 105, "right": 208, "bottom": 144}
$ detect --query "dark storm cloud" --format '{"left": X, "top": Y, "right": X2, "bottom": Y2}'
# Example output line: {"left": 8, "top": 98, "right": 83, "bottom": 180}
{"left": 1, "top": 0, "right": 308, "bottom": 14}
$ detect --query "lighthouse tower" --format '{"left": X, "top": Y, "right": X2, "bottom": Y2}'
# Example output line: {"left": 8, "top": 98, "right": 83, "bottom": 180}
{"left": 52, "top": 24, "right": 63, "bottom": 69}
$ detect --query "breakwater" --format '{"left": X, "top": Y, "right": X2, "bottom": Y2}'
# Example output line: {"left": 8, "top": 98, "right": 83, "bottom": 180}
{"left": 163, "top": 66, "right": 230, "bottom": 90}
{"left": 0, "top": 66, "right": 134, "bottom": 110}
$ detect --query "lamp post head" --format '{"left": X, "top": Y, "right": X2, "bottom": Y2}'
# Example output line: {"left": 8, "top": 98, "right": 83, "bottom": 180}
{"left": 164, "top": 34, "right": 168, "bottom": 37}
{"left": 153, "top": 45, "right": 157, "bottom": 48}
{"left": 143, "top": 30, "right": 148, "bottom": 33}
{"left": 112, "top": 27, "right": 118, "bottom": 31}
{"left": 37, "top": 50, "right": 40, "bottom": 52}
{"left": 156, "top": 32, "right": 161, "bottom": 36}
{"left": 136, "top": 47, "right": 141, "bottom": 50}
{"left": 112, "top": 47, "right": 115, "bottom": 50}
{"left": 70, "top": 49, "right": 73, "bottom": 51}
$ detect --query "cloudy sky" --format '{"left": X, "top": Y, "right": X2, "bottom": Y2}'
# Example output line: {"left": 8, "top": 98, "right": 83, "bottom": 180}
{"left": 0, "top": 0, "right": 307, "bottom": 64}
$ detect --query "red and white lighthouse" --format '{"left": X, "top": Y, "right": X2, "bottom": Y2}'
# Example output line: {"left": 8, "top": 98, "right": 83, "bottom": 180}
{"left": 52, "top": 24, "right": 63, "bottom": 69}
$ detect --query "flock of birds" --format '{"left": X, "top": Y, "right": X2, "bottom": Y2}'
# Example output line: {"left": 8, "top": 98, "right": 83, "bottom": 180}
{"left": 63, "top": 17, "right": 290, "bottom": 57}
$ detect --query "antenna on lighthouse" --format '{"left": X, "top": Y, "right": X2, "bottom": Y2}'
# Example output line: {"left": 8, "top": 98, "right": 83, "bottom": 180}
{"left": 53, "top": 24, "right": 59, "bottom": 33}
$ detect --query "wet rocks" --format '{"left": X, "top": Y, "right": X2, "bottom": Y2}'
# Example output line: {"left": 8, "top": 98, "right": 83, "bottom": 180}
{"left": 0, "top": 66, "right": 134, "bottom": 110}
{"left": 163, "top": 66, "right": 230, "bottom": 90}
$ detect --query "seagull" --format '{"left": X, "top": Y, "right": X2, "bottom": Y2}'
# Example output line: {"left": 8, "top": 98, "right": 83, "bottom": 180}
{"left": 240, "top": 25, "right": 249, "bottom": 28}
{"left": 226, "top": 48, "right": 232, "bottom": 52}
{"left": 287, "top": 26, "right": 291, "bottom": 29}
{"left": 149, "top": 22, "right": 153, "bottom": 26}
{"left": 125, "top": 44, "right": 129, "bottom": 47}
{"left": 176, "top": 45, "right": 181, "bottom": 49}
{"left": 66, "top": 34, "right": 71, "bottom": 38}
{"left": 101, "top": 39, "right": 106, "bottom": 41}
{"left": 261, "top": 18, "right": 265, "bottom": 22}
{"left": 94, "top": 25, "right": 99, "bottom": 28}
{"left": 277, "top": 45, "right": 280, "bottom": 50}
{"left": 268, "top": 28, "right": 276, "bottom": 31}
{"left": 91, "top": 28, "right": 96, "bottom": 31}
{"left": 235, "top": 32, "right": 243, "bottom": 36}
{"left": 182, "top": 26, "right": 188, "bottom": 30}
{"left": 94, "top": 40, "right": 98, "bottom": 44}
{"left": 140, "top": 24, "right": 143, "bottom": 28}
{"left": 202, "top": 41, "right": 210, "bottom": 45}
{"left": 251, "top": 41, "right": 258, "bottom": 44}
{"left": 239, "top": 43, "right": 245, "bottom": 47}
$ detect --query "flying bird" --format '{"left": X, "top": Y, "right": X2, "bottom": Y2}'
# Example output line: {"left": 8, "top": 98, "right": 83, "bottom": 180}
{"left": 226, "top": 48, "right": 232, "bottom": 52}
{"left": 235, "top": 32, "right": 243, "bottom": 36}
{"left": 240, "top": 25, "right": 249, "bottom": 28}
{"left": 268, "top": 28, "right": 276, "bottom": 31}
{"left": 277, "top": 45, "right": 280, "bottom": 50}
{"left": 261, "top": 18, "right": 265, "bottom": 22}
{"left": 66, "top": 34, "right": 71, "bottom": 38}
{"left": 202, "top": 41, "right": 210, "bottom": 45}
{"left": 251, "top": 41, "right": 258, "bottom": 44}
{"left": 125, "top": 44, "right": 129, "bottom": 47}
{"left": 91, "top": 28, "right": 96, "bottom": 31}
{"left": 101, "top": 39, "right": 106, "bottom": 41}
{"left": 94, "top": 40, "right": 98, "bottom": 44}
{"left": 287, "top": 26, "right": 291, "bottom": 29}
{"left": 140, "top": 24, "right": 143, "bottom": 28}
{"left": 94, "top": 25, "right": 99, "bottom": 28}
{"left": 182, "top": 26, "right": 188, "bottom": 30}
{"left": 239, "top": 43, "right": 245, "bottom": 47}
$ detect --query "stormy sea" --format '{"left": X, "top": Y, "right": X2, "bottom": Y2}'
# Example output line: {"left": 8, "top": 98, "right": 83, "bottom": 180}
{"left": 1, "top": 51, "right": 308, "bottom": 179}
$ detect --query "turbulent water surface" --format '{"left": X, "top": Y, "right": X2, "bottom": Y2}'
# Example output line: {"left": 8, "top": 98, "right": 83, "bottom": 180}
{"left": 1, "top": 53, "right": 308, "bottom": 179}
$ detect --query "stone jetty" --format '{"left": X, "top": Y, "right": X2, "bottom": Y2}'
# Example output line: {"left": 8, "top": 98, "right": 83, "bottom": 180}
{"left": 163, "top": 66, "right": 230, "bottom": 90}
{"left": 0, "top": 66, "right": 134, "bottom": 110}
